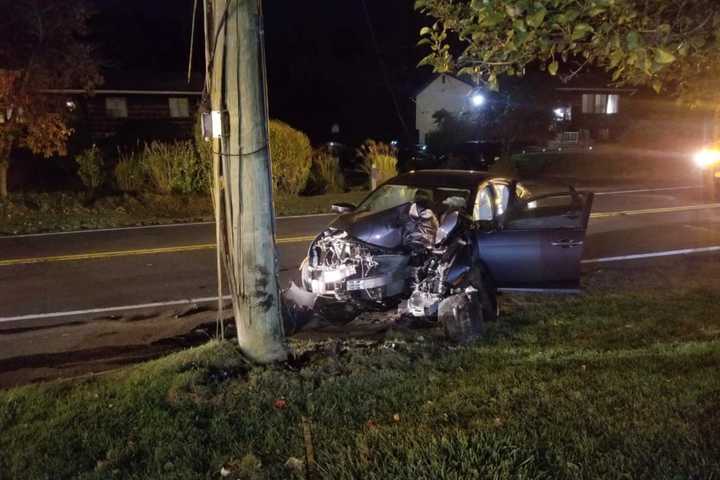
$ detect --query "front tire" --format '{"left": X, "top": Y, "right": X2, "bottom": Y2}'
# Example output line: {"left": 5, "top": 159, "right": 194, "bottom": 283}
{"left": 467, "top": 267, "right": 498, "bottom": 322}
{"left": 439, "top": 290, "right": 484, "bottom": 343}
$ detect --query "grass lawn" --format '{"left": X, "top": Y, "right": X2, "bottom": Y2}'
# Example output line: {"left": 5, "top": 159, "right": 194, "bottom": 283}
{"left": 1, "top": 272, "right": 719, "bottom": 479}
{"left": 0, "top": 190, "right": 369, "bottom": 235}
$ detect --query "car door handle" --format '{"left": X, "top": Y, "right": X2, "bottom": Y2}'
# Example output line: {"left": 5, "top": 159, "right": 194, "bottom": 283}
{"left": 551, "top": 239, "right": 584, "bottom": 248}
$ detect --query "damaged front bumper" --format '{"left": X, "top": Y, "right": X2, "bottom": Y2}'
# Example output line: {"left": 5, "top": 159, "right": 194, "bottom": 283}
{"left": 301, "top": 254, "right": 409, "bottom": 301}
{"left": 297, "top": 229, "right": 410, "bottom": 303}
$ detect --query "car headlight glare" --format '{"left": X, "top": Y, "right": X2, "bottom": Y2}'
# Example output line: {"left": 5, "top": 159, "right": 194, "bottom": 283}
{"left": 694, "top": 149, "right": 720, "bottom": 169}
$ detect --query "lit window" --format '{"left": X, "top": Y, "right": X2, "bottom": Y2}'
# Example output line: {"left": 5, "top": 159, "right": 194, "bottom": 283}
{"left": 105, "top": 97, "right": 127, "bottom": 118}
{"left": 553, "top": 106, "right": 572, "bottom": 121}
{"left": 581, "top": 93, "right": 620, "bottom": 114}
{"left": 607, "top": 94, "right": 619, "bottom": 114}
{"left": 594, "top": 94, "right": 608, "bottom": 113}
{"left": 169, "top": 97, "right": 190, "bottom": 118}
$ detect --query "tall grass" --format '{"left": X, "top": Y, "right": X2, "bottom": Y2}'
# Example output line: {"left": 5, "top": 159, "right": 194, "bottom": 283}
{"left": 357, "top": 139, "right": 398, "bottom": 187}
{"left": 310, "top": 148, "right": 345, "bottom": 193}
{"left": 114, "top": 150, "right": 147, "bottom": 193}
{"left": 142, "top": 141, "right": 209, "bottom": 195}
{"left": 75, "top": 145, "right": 105, "bottom": 192}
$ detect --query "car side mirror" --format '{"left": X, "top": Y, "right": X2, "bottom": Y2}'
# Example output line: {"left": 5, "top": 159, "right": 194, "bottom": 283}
{"left": 331, "top": 202, "right": 355, "bottom": 214}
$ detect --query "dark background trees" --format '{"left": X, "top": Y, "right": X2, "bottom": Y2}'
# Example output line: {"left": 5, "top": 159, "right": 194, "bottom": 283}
{"left": 426, "top": 76, "right": 555, "bottom": 155}
{"left": 0, "top": 0, "right": 101, "bottom": 198}
{"left": 416, "top": 0, "right": 720, "bottom": 104}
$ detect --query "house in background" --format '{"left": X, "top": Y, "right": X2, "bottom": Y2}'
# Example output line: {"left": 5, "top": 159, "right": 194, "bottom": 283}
{"left": 415, "top": 74, "right": 475, "bottom": 144}
{"left": 42, "top": 72, "right": 203, "bottom": 145}
{"left": 552, "top": 81, "right": 637, "bottom": 146}
{"left": 416, "top": 72, "right": 644, "bottom": 151}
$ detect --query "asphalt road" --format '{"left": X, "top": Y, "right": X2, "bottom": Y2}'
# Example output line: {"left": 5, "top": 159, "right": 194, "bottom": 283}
{"left": 1, "top": 183, "right": 720, "bottom": 327}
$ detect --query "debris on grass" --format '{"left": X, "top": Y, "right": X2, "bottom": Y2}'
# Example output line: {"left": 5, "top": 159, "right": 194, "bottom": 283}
{"left": 1, "top": 278, "right": 720, "bottom": 479}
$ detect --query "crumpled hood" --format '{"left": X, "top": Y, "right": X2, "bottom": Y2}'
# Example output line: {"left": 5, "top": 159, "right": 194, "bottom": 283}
{"left": 328, "top": 203, "right": 411, "bottom": 249}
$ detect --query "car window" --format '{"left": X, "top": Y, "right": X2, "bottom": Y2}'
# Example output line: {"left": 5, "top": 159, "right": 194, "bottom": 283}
{"left": 356, "top": 185, "right": 424, "bottom": 213}
{"left": 505, "top": 193, "right": 584, "bottom": 230}
{"left": 356, "top": 184, "right": 470, "bottom": 214}
{"left": 473, "top": 185, "right": 494, "bottom": 221}
{"left": 492, "top": 182, "right": 510, "bottom": 216}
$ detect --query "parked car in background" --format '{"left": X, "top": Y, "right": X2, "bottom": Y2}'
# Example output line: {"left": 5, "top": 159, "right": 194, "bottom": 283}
{"left": 396, "top": 144, "right": 439, "bottom": 173}
{"left": 439, "top": 141, "right": 503, "bottom": 171}
{"left": 285, "top": 170, "right": 594, "bottom": 340}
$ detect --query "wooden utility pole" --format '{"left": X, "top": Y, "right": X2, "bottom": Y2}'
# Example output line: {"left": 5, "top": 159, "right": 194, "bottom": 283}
{"left": 207, "top": 0, "right": 287, "bottom": 362}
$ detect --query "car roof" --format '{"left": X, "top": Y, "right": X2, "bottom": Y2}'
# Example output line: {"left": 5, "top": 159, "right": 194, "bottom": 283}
{"left": 388, "top": 169, "right": 496, "bottom": 190}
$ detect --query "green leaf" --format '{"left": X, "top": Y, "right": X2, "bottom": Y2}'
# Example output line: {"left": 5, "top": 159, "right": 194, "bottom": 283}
{"left": 514, "top": 19, "right": 527, "bottom": 33}
{"left": 548, "top": 60, "right": 559, "bottom": 76}
{"left": 481, "top": 11, "right": 505, "bottom": 27}
{"left": 611, "top": 67, "right": 624, "bottom": 81}
{"left": 571, "top": 24, "right": 593, "bottom": 41}
{"left": 626, "top": 31, "right": 640, "bottom": 50}
{"left": 488, "top": 73, "right": 499, "bottom": 91}
{"left": 655, "top": 48, "right": 676, "bottom": 64}
{"left": 609, "top": 49, "right": 624, "bottom": 68}
{"left": 526, "top": 7, "right": 547, "bottom": 28}
{"left": 553, "top": 13, "right": 568, "bottom": 25}
{"left": 566, "top": 9, "right": 580, "bottom": 23}
{"left": 505, "top": 5, "right": 522, "bottom": 18}
{"left": 419, "top": 26, "right": 433, "bottom": 36}
{"left": 417, "top": 55, "right": 435, "bottom": 68}
{"left": 652, "top": 80, "right": 662, "bottom": 93}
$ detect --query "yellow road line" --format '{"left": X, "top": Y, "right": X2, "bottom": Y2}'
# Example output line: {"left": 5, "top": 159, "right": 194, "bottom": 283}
{"left": 277, "top": 235, "right": 316, "bottom": 244}
{"left": 591, "top": 203, "right": 720, "bottom": 219}
{"left": 3, "top": 202, "right": 719, "bottom": 267}
{"left": 0, "top": 235, "right": 316, "bottom": 267}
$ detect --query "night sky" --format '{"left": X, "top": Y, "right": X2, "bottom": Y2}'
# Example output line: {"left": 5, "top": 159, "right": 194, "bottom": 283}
{"left": 91, "top": 0, "right": 427, "bottom": 146}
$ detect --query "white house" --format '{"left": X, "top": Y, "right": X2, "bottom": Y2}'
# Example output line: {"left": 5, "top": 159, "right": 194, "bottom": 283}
{"left": 415, "top": 74, "right": 475, "bottom": 144}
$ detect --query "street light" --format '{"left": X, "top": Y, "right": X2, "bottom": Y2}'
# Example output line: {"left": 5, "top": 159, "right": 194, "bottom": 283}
{"left": 470, "top": 93, "right": 486, "bottom": 108}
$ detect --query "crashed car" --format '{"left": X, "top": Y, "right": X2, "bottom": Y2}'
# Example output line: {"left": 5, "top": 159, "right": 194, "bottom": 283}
{"left": 285, "top": 170, "right": 593, "bottom": 339}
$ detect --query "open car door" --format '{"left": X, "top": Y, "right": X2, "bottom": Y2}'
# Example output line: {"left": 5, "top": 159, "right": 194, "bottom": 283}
{"left": 475, "top": 184, "right": 594, "bottom": 292}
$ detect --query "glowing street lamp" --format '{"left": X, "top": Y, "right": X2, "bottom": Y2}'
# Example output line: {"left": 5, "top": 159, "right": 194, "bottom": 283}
{"left": 470, "top": 93, "right": 486, "bottom": 108}
{"left": 694, "top": 148, "right": 720, "bottom": 169}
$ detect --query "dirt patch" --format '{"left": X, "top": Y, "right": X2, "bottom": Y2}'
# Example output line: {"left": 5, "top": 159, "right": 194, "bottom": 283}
{"left": 0, "top": 306, "right": 233, "bottom": 389}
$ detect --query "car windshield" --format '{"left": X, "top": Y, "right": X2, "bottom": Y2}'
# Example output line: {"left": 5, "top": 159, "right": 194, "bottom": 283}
{"left": 356, "top": 184, "right": 471, "bottom": 214}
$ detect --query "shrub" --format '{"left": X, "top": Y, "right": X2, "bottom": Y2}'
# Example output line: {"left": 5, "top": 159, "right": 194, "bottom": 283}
{"left": 144, "top": 141, "right": 208, "bottom": 195}
{"left": 357, "top": 139, "right": 398, "bottom": 187}
{"left": 75, "top": 145, "right": 105, "bottom": 192}
{"left": 269, "top": 120, "right": 312, "bottom": 196}
{"left": 143, "top": 142, "right": 178, "bottom": 194}
{"left": 308, "top": 148, "right": 345, "bottom": 194}
{"left": 114, "top": 151, "right": 147, "bottom": 193}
